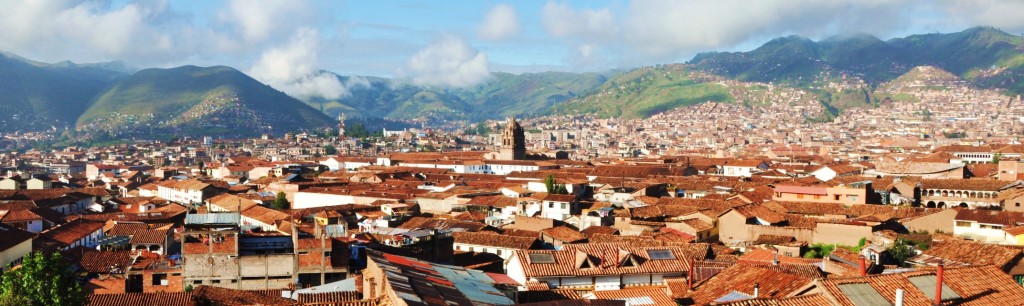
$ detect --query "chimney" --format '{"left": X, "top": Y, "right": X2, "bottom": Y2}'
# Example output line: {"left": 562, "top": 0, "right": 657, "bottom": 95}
{"left": 772, "top": 252, "right": 779, "bottom": 265}
{"left": 687, "top": 257, "right": 696, "bottom": 291}
{"left": 895, "top": 288, "right": 904, "bottom": 306}
{"left": 859, "top": 256, "right": 867, "bottom": 276}
{"left": 753, "top": 283, "right": 760, "bottom": 298}
{"left": 935, "top": 264, "right": 944, "bottom": 306}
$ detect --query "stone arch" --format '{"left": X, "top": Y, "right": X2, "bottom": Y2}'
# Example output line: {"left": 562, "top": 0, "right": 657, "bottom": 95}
{"left": 938, "top": 202, "right": 946, "bottom": 208}
{"left": 959, "top": 202, "right": 969, "bottom": 208}
{"left": 927, "top": 201, "right": 936, "bottom": 208}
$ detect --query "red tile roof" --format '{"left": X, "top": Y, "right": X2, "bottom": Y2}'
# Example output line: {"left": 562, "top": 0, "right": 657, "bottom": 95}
{"left": 87, "top": 292, "right": 194, "bottom": 306}
{"left": 818, "top": 265, "right": 1024, "bottom": 306}
{"left": 540, "top": 226, "right": 587, "bottom": 243}
{"left": 453, "top": 231, "right": 538, "bottom": 250}
{"left": 39, "top": 218, "right": 104, "bottom": 246}
{"left": 688, "top": 264, "right": 816, "bottom": 305}
{"left": 512, "top": 243, "right": 711, "bottom": 278}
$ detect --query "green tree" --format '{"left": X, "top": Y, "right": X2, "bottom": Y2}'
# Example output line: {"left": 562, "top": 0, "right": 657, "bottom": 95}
{"left": 0, "top": 251, "right": 87, "bottom": 306}
{"left": 544, "top": 174, "right": 568, "bottom": 194}
{"left": 887, "top": 238, "right": 915, "bottom": 267}
{"left": 323, "top": 145, "right": 338, "bottom": 155}
{"left": 271, "top": 192, "right": 290, "bottom": 210}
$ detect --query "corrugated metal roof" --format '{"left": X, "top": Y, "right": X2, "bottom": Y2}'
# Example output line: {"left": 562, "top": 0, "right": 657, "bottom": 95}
{"left": 908, "top": 275, "right": 961, "bottom": 302}
{"left": 837, "top": 282, "right": 892, "bottom": 306}
{"left": 185, "top": 213, "right": 240, "bottom": 225}
{"left": 713, "top": 291, "right": 754, "bottom": 303}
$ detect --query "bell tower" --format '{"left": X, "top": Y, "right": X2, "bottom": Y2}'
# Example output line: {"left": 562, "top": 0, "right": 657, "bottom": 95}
{"left": 499, "top": 116, "right": 526, "bottom": 160}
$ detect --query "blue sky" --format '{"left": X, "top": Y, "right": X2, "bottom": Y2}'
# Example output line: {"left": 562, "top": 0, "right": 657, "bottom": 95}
{"left": 1, "top": 0, "right": 1022, "bottom": 99}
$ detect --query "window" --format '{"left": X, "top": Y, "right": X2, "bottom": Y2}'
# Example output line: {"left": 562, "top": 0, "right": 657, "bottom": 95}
{"left": 561, "top": 203, "right": 567, "bottom": 209}
{"left": 797, "top": 194, "right": 804, "bottom": 199}
{"left": 955, "top": 221, "right": 973, "bottom": 227}
{"left": 528, "top": 253, "right": 555, "bottom": 264}
{"left": 647, "top": 249, "right": 675, "bottom": 260}
{"left": 152, "top": 274, "right": 167, "bottom": 286}
{"left": 834, "top": 195, "right": 841, "bottom": 200}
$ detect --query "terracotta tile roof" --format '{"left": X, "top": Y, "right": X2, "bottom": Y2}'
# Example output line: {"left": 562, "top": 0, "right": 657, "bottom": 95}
{"left": 954, "top": 209, "right": 1024, "bottom": 226}
{"left": 580, "top": 226, "right": 620, "bottom": 237}
{"left": 818, "top": 265, "right": 1024, "bottom": 306}
{"left": 630, "top": 204, "right": 704, "bottom": 219}
{"left": 767, "top": 201, "right": 932, "bottom": 220}
{"left": 241, "top": 205, "right": 290, "bottom": 226}
{"left": 295, "top": 291, "right": 362, "bottom": 304}
{"left": 190, "top": 286, "right": 295, "bottom": 305}
{"left": 909, "top": 239, "right": 1022, "bottom": 270}
{"left": 738, "top": 248, "right": 818, "bottom": 266}
{"left": 713, "top": 294, "right": 833, "bottom": 306}
{"left": 0, "top": 223, "right": 35, "bottom": 251}
{"left": 680, "top": 218, "right": 713, "bottom": 232}
{"left": 453, "top": 231, "right": 538, "bottom": 249}
{"left": 465, "top": 195, "right": 519, "bottom": 207}
{"left": 129, "top": 229, "right": 168, "bottom": 245}
{"left": 39, "top": 218, "right": 104, "bottom": 246}
{"left": 540, "top": 226, "right": 587, "bottom": 243}
{"left": 729, "top": 204, "right": 787, "bottom": 224}
{"left": 920, "top": 178, "right": 1015, "bottom": 191}
{"left": 74, "top": 249, "right": 134, "bottom": 274}
{"left": 396, "top": 216, "right": 489, "bottom": 232}
{"left": 87, "top": 292, "right": 194, "bottom": 306}
{"left": 587, "top": 233, "right": 688, "bottom": 247}
{"left": 687, "top": 264, "right": 815, "bottom": 305}
{"left": 513, "top": 243, "right": 712, "bottom": 278}
{"left": 752, "top": 234, "right": 796, "bottom": 245}
{"left": 107, "top": 223, "right": 148, "bottom": 236}
{"left": 501, "top": 228, "right": 541, "bottom": 238}
{"left": 592, "top": 288, "right": 676, "bottom": 306}
{"left": 206, "top": 193, "right": 259, "bottom": 211}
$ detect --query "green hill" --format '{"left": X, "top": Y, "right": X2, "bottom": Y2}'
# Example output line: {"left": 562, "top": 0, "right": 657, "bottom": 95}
{"left": 554, "top": 64, "right": 733, "bottom": 119}
{"left": 307, "top": 71, "right": 609, "bottom": 122}
{"left": 0, "top": 53, "right": 123, "bottom": 131}
{"left": 691, "top": 27, "right": 1024, "bottom": 95}
{"left": 79, "top": 65, "right": 332, "bottom": 136}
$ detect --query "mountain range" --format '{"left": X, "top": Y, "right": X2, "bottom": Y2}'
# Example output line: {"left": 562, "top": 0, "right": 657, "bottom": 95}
{"left": 0, "top": 26, "right": 1020, "bottom": 138}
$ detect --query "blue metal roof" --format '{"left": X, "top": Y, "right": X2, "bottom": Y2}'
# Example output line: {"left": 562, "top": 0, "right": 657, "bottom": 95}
{"left": 185, "top": 213, "right": 240, "bottom": 225}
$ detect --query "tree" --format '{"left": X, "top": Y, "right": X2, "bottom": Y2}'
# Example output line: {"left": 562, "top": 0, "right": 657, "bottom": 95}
{"left": 0, "top": 251, "right": 87, "bottom": 306}
{"left": 544, "top": 174, "right": 568, "bottom": 195}
{"left": 887, "top": 238, "right": 915, "bottom": 267}
{"left": 323, "top": 145, "right": 337, "bottom": 155}
{"left": 271, "top": 192, "right": 290, "bottom": 210}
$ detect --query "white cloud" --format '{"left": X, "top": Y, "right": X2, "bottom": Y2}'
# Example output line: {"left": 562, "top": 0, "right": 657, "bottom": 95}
{"left": 541, "top": 2, "right": 614, "bottom": 40}
{"left": 621, "top": 0, "right": 912, "bottom": 60}
{"left": 0, "top": 0, "right": 182, "bottom": 64}
{"left": 539, "top": 0, "right": 918, "bottom": 67}
{"left": 400, "top": 34, "right": 490, "bottom": 88}
{"left": 220, "top": 0, "right": 315, "bottom": 43}
{"left": 478, "top": 4, "right": 520, "bottom": 40}
{"left": 249, "top": 27, "right": 361, "bottom": 100}
{"left": 938, "top": 0, "right": 1024, "bottom": 33}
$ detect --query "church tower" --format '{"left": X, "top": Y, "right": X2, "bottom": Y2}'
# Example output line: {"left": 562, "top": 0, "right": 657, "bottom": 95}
{"left": 499, "top": 116, "right": 526, "bottom": 160}
{"left": 338, "top": 113, "right": 346, "bottom": 139}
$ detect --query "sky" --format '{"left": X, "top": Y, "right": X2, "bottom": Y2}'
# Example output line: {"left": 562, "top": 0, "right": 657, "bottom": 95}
{"left": 1, "top": 0, "right": 1023, "bottom": 100}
